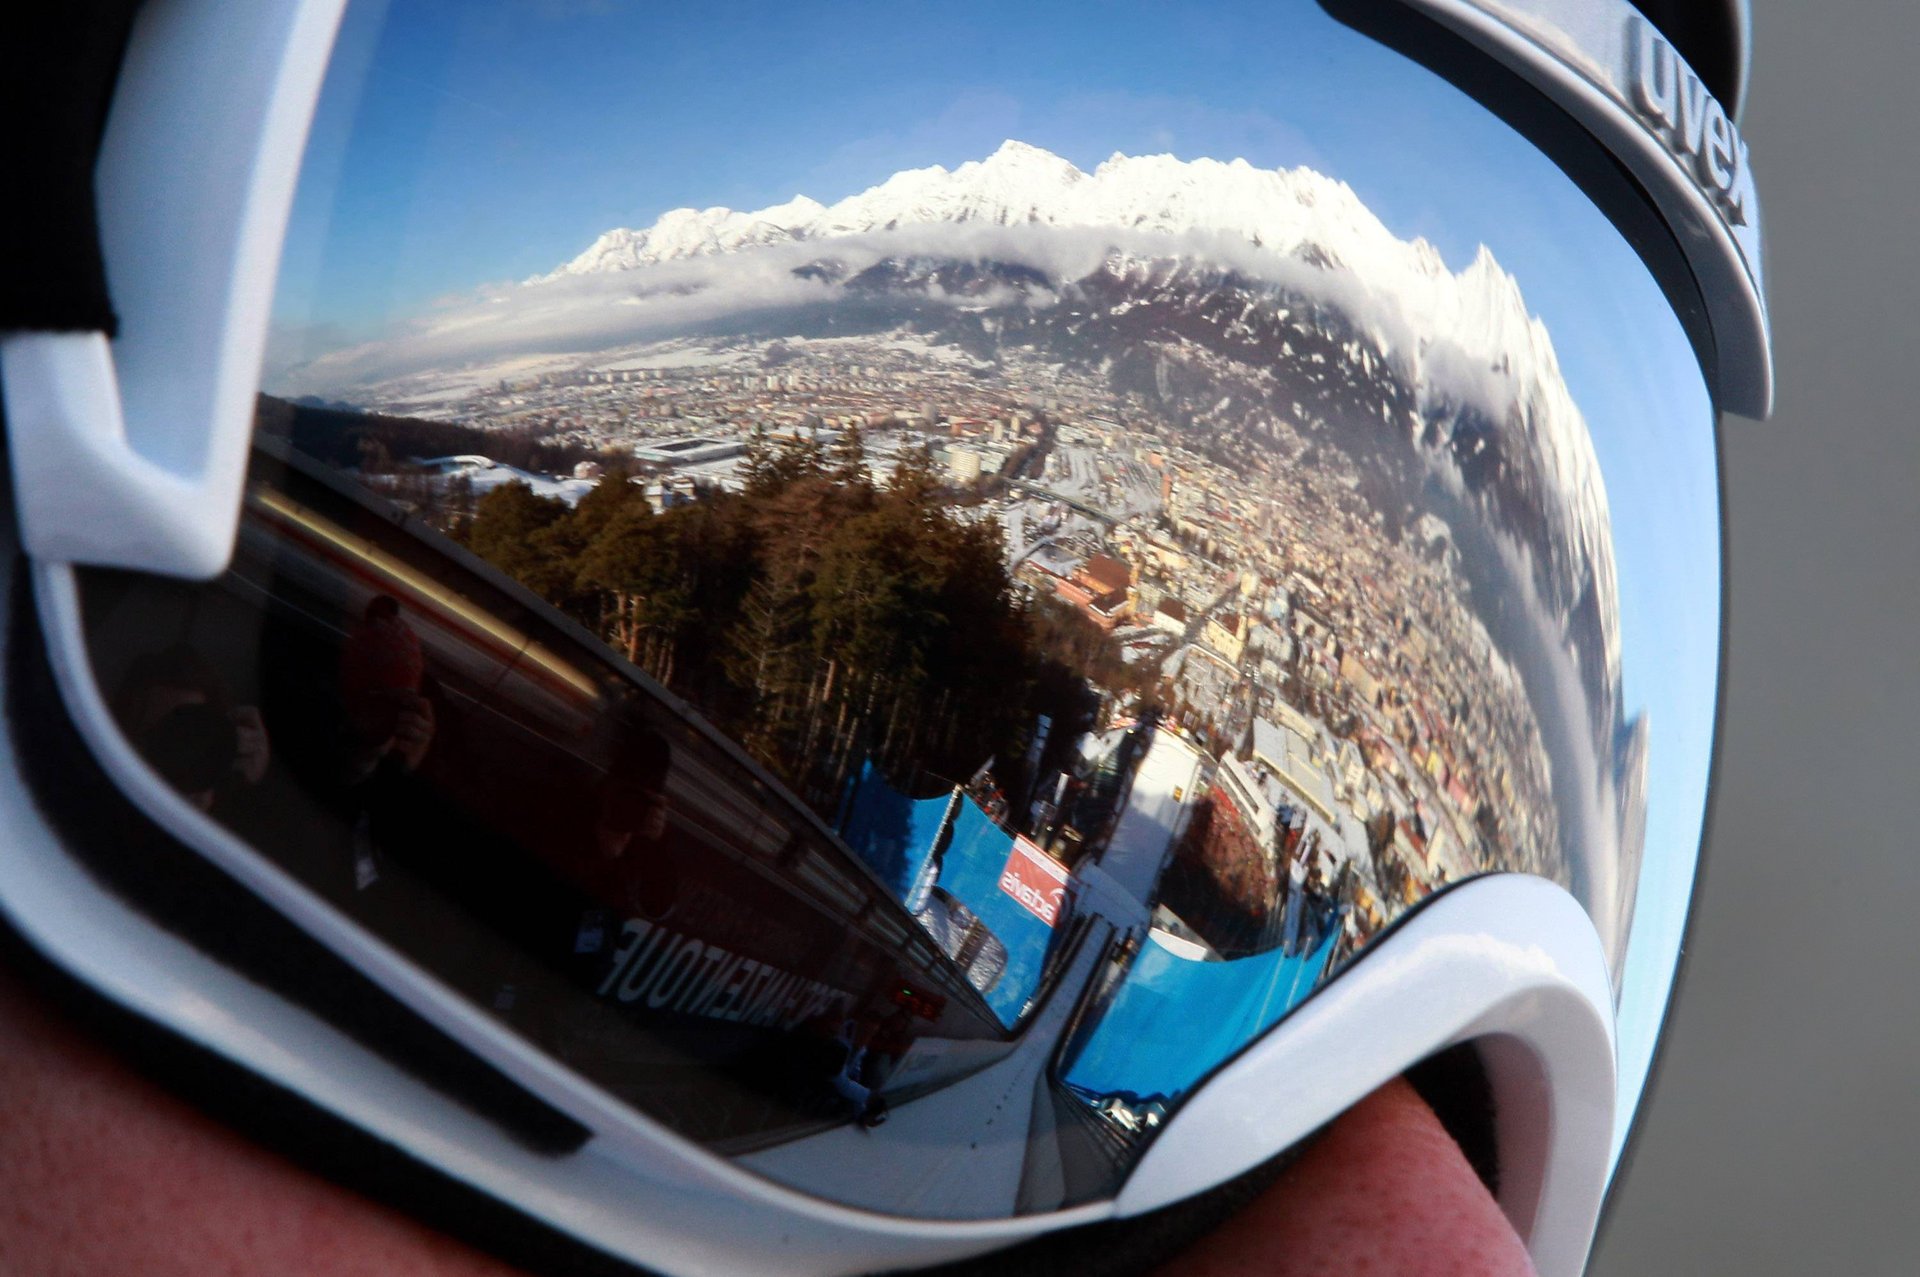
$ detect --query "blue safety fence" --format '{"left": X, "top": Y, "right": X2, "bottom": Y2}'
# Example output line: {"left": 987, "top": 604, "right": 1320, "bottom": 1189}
{"left": 837, "top": 761, "right": 950, "bottom": 904}
{"left": 838, "top": 763, "right": 1063, "bottom": 1028}
{"left": 938, "top": 798, "right": 1057, "bottom": 1025}
{"left": 1060, "top": 926, "right": 1339, "bottom": 1105}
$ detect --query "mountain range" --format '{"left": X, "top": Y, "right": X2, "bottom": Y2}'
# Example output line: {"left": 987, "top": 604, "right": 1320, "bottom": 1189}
{"left": 538, "top": 141, "right": 1619, "bottom": 715}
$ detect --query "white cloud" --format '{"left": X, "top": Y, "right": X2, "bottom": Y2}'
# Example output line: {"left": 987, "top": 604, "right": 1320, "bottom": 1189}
{"left": 278, "top": 220, "right": 1450, "bottom": 397}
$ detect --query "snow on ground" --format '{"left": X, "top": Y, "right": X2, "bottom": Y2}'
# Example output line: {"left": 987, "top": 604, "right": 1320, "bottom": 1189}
{"left": 877, "top": 333, "right": 990, "bottom": 366}
{"left": 1119, "top": 635, "right": 1172, "bottom": 666}
{"left": 375, "top": 384, "right": 479, "bottom": 406}
{"left": 739, "top": 926, "right": 1110, "bottom": 1219}
{"left": 1042, "top": 445, "right": 1100, "bottom": 503}
{"left": 416, "top": 456, "right": 598, "bottom": 505}
{"left": 1071, "top": 863, "right": 1155, "bottom": 935}
{"left": 1099, "top": 728, "right": 1205, "bottom": 905}
{"left": 742, "top": 731, "right": 1205, "bottom": 1217}
{"left": 656, "top": 454, "right": 750, "bottom": 493}
{"left": 1027, "top": 543, "right": 1083, "bottom": 579}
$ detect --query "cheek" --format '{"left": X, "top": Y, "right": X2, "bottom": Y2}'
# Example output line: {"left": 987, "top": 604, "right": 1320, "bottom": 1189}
{"left": 1156, "top": 1076, "right": 1535, "bottom": 1277}
{"left": 0, "top": 971, "right": 524, "bottom": 1276}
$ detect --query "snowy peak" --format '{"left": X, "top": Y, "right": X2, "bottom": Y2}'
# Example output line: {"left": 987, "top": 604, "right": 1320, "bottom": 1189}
{"left": 538, "top": 142, "right": 1551, "bottom": 392}
{"left": 547, "top": 141, "right": 1420, "bottom": 281}
{"left": 558, "top": 194, "right": 827, "bottom": 275}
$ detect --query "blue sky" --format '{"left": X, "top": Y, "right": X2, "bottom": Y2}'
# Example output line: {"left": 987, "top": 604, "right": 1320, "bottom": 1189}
{"left": 281, "top": 0, "right": 1600, "bottom": 333}
{"left": 277, "top": 0, "right": 1722, "bottom": 1156}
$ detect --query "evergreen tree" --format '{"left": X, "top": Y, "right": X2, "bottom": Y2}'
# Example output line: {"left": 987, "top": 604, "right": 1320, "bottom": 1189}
{"left": 570, "top": 465, "right": 643, "bottom": 542}
{"left": 444, "top": 473, "right": 475, "bottom": 540}
{"left": 741, "top": 421, "right": 778, "bottom": 494}
{"left": 742, "top": 424, "right": 827, "bottom": 496}
{"left": 886, "top": 442, "right": 944, "bottom": 511}
{"left": 577, "top": 499, "right": 686, "bottom": 677}
{"left": 829, "top": 423, "right": 869, "bottom": 488}
{"left": 468, "top": 482, "right": 573, "bottom": 600}
{"left": 725, "top": 572, "right": 808, "bottom": 768}
{"left": 448, "top": 444, "right": 1092, "bottom": 832}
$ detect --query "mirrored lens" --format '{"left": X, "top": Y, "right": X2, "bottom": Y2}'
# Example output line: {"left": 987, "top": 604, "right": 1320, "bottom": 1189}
{"left": 71, "top": 0, "right": 1718, "bottom": 1217}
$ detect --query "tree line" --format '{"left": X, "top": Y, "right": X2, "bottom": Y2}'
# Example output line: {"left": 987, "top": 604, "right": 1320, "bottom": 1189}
{"left": 459, "top": 424, "right": 1116, "bottom": 819}
{"left": 258, "top": 395, "right": 598, "bottom": 477}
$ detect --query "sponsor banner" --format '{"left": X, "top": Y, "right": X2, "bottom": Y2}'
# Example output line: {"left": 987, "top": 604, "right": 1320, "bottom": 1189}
{"left": 595, "top": 915, "right": 851, "bottom": 1031}
{"left": 999, "top": 835, "right": 1070, "bottom": 927}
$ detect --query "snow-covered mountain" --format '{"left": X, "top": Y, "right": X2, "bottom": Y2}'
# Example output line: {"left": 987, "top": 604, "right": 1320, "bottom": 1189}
{"left": 542, "top": 140, "right": 1619, "bottom": 704}
{"left": 551, "top": 139, "right": 1425, "bottom": 280}
{"left": 543, "top": 141, "right": 1597, "bottom": 528}
{"left": 547, "top": 143, "right": 1555, "bottom": 415}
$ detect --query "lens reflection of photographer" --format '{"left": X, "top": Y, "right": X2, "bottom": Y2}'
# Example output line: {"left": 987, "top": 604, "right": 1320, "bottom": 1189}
{"left": 116, "top": 644, "right": 272, "bottom": 814}
{"left": 583, "top": 725, "right": 675, "bottom": 917}
{"left": 339, "top": 595, "right": 435, "bottom": 782}
{"left": 562, "top": 728, "right": 677, "bottom": 925}
{"left": 595, "top": 730, "right": 673, "bottom": 854}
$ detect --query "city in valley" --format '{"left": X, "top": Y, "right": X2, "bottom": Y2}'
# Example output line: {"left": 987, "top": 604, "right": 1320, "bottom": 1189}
{"left": 336, "top": 322, "right": 1565, "bottom": 981}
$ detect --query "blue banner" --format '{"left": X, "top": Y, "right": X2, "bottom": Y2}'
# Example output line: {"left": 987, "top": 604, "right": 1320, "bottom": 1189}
{"left": 937, "top": 799, "right": 1056, "bottom": 1025}
{"left": 837, "top": 761, "right": 950, "bottom": 903}
{"left": 838, "top": 764, "right": 1063, "bottom": 1028}
{"left": 1061, "top": 927, "right": 1339, "bottom": 1105}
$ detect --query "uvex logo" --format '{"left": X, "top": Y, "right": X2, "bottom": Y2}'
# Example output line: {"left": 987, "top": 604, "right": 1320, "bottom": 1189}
{"left": 1630, "top": 16, "right": 1753, "bottom": 227}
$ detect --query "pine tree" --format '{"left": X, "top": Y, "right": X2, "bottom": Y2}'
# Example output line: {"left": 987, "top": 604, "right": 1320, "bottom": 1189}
{"left": 468, "top": 482, "right": 572, "bottom": 600}
{"left": 829, "top": 423, "right": 869, "bottom": 488}
{"left": 456, "top": 442, "right": 1091, "bottom": 837}
{"left": 570, "top": 464, "right": 642, "bottom": 543}
{"left": 887, "top": 442, "right": 943, "bottom": 511}
{"left": 743, "top": 423, "right": 827, "bottom": 496}
{"left": 741, "top": 421, "right": 778, "bottom": 494}
{"left": 577, "top": 499, "right": 687, "bottom": 677}
{"left": 725, "top": 572, "right": 807, "bottom": 769}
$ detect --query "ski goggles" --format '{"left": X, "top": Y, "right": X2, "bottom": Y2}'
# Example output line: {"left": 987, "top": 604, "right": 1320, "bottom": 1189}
{"left": 0, "top": 0, "right": 1771, "bottom": 1273}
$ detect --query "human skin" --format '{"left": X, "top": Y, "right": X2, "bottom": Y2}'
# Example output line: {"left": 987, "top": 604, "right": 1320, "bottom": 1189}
{"left": 1154, "top": 1077, "right": 1535, "bottom": 1277}
{"left": 0, "top": 967, "right": 1532, "bottom": 1275}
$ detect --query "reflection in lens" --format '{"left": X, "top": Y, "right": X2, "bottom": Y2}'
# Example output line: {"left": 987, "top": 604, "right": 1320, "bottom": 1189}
{"left": 73, "top": 0, "right": 1720, "bottom": 1222}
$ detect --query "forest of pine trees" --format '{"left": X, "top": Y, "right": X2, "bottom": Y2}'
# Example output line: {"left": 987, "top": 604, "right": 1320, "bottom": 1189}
{"left": 459, "top": 426, "right": 1130, "bottom": 821}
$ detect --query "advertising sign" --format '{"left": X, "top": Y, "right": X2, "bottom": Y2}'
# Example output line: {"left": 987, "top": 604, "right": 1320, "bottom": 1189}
{"left": 999, "top": 835, "right": 1070, "bottom": 927}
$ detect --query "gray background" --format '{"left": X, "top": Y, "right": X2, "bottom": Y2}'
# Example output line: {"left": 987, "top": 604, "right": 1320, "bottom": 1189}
{"left": 1592, "top": 3, "right": 1920, "bottom": 1273}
